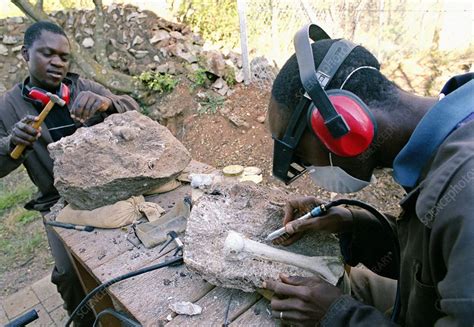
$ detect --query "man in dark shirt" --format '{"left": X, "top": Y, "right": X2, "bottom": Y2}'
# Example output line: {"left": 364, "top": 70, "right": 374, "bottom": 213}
{"left": 0, "top": 21, "right": 139, "bottom": 325}
{"left": 263, "top": 25, "right": 473, "bottom": 326}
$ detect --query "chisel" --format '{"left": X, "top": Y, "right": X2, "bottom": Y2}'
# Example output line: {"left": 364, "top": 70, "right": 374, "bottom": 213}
{"left": 45, "top": 220, "right": 94, "bottom": 232}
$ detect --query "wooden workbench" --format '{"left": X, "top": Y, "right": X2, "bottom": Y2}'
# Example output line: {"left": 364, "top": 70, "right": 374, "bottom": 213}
{"left": 52, "top": 162, "right": 278, "bottom": 326}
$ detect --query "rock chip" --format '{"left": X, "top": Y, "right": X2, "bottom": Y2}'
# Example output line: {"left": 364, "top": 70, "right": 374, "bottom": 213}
{"left": 132, "top": 35, "right": 144, "bottom": 46}
{"left": 200, "top": 50, "right": 226, "bottom": 77}
{"left": 129, "top": 49, "right": 149, "bottom": 59}
{"left": 82, "top": 37, "right": 95, "bottom": 48}
{"left": 6, "top": 17, "right": 23, "bottom": 24}
{"left": 169, "top": 31, "right": 185, "bottom": 40}
{"left": 184, "top": 182, "right": 343, "bottom": 292}
{"left": 2, "top": 35, "right": 18, "bottom": 45}
{"left": 228, "top": 114, "right": 249, "bottom": 129}
{"left": 256, "top": 115, "right": 266, "bottom": 124}
{"left": 0, "top": 44, "right": 8, "bottom": 56}
{"left": 150, "top": 30, "right": 170, "bottom": 44}
{"left": 48, "top": 111, "right": 191, "bottom": 210}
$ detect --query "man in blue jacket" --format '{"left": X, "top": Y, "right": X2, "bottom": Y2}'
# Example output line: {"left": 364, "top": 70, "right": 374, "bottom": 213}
{"left": 264, "top": 24, "right": 473, "bottom": 326}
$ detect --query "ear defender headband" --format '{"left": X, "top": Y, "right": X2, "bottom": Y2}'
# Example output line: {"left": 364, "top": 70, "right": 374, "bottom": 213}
{"left": 272, "top": 24, "right": 377, "bottom": 184}
{"left": 22, "top": 82, "right": 70, "bottom": 108}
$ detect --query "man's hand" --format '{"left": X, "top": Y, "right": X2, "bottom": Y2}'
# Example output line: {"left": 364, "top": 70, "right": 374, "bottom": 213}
{"left": 263, "top": 274, "right": 343, "bottom": 326}
{"left": 10, "top": 115, "right": 41, "bottom": 148}
{"left": 273, "top": 196, "right": 353, "bottom": 246}
{"left": 69, "top": 91, "right": 112, "bottom": 123}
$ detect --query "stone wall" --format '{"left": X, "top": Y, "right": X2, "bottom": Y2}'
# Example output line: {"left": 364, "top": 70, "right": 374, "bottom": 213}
{"left": 0, "top": 4, "right": 246, "bottom": 98}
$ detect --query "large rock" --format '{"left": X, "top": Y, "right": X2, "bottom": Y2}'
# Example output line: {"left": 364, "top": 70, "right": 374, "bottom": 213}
{"left": 48, "top": 111, "right": 191, "bottom": 210}
{"left": 184, "top": 182, "right": 344, "bottom": 292}
{"left": 200, "top": 50, "right": 226, "bottom": 77}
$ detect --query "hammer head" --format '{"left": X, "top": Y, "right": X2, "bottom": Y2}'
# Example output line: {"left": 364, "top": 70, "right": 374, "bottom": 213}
{"left": 45, "top": 92, "right": 66, "bottom": 107}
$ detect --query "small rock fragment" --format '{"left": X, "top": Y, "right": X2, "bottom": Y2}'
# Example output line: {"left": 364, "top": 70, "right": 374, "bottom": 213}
{"left": 243, "top": 166, "right": 262, "bottom": 176}
{"left": 223, "top": 165, "right": 244, "bottom": 177}
{"left": 256, "top": 115, "right": 266, "bottom": 124}
{"left": 239, "top": 174, "right": 263, "bottom": 184}
{"left": 82, "top": 37, "right": 95, "bottom": 48}
{"left": 169, "top": 302, "right": 202, "bottom": 316}
{"left": 0, "top": 44, "right": 8, "bottom": 56}
{"left": 2, "top": 35, "right": 18, "bottom": 45}
{"left": 150, "top": 30, "right": 170, "bottom": 44}
{"left": 228, "top": 115, "right": 249, "bottom": 129}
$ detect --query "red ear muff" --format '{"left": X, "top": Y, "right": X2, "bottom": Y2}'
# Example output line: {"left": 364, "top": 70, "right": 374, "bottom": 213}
{"left": 27, "top": 83, "right": 70, "bottom": 107}
{"left": 309, "top": 89, "right": 376, "bottom": 157}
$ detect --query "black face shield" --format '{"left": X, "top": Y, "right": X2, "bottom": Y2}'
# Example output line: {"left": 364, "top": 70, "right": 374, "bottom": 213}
{"left": 272, "top": 98, "right": 311, "bottom": 184}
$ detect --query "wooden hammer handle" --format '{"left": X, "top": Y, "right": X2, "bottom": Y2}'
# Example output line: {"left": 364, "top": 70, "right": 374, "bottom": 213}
{"left": 10, "top": 100, "right": 56, "bottom": 159}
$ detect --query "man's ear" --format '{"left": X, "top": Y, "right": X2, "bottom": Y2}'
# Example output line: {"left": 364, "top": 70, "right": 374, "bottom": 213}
{"left": 21, "top": 46, "right": 29, "bottom": 62}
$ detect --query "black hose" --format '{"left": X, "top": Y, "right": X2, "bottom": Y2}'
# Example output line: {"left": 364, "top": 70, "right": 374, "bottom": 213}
{"left": 325, "top": 199, "right": 401, "bottom": 322}
{"left": 4, "top": 309, "right": 38, "bottom": 327}
{"left": 65, "top": 255, "right": 183, "bottom": 327}
{"left": 92, "top": 308, "right": 141, "bottom": 327}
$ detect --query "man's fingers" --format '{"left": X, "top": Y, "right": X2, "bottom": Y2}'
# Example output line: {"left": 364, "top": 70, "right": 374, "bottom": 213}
{"left": 17, "top": 122, "right": 40, "bottom": 137}
{"left": 15, "top": 129, "right": 38, "bottom": 143}
{"left": 283, "top": 196, "right": 321, "bottom": 225}
{"left": 286, "top": 218, "right": 321, "bottom": 235}
{"left": 273, "top": 232, "right": 302, "bottom": 246}
{"left": 271, "top": 298, "right": 309, "bottom": 312}
{"left": 80, "top": 96, "right": 97, "bottom": 121}
{"left": 271, "top": 309, "right": 309, "bottom": 323}
{"left": 21, "top": 115, "right": 39, "bottom": 124}
{"left": 70, "top": 92, "right": 86, "bottom": 120}
{"left": 263, "top": 280, "right": 305, "bottom": 298}
{"left": 280, "top": 274, "right": 314, "bottom": 287}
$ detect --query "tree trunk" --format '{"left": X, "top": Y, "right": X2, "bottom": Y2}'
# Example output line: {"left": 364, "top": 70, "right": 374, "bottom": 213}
{"left": 92, "top": 0, "right": 109, "bottom": 67}
{"left": 11, "top": 0, "right": 139, "bottom": 95}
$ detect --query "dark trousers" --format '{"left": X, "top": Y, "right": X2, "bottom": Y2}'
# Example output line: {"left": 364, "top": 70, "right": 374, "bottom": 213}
{"left": 43, "top": 216, "right": 96, "bottom": 326}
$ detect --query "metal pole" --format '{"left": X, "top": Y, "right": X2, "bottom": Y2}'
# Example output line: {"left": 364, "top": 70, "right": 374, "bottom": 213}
{"left": 237, "top": 0, "right": 251, "bottom": 85}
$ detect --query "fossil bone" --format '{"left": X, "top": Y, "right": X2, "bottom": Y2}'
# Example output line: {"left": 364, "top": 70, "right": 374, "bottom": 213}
{"left": 223, "top": 231, "right": 342, "bottom": 285}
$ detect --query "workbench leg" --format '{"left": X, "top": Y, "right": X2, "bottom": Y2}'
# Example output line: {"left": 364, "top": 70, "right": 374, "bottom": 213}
{"left": 69, "top": 253, "right": 121, "bottom": 326}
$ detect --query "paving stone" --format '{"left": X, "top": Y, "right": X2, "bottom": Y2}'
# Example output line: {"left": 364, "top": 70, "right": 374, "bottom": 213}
{"left": 0, "top": 304, "right": 8, "bottom": 325}
{"left": 2, "top": 287, "right": 39, "bottom": 319}
{"left": 49, "top": 305, "right": 68, "bottom": 326}
{"left": 25, "top": 303, "right": 53, "bottom": 327}
{"left": 31, "top": 275, "right": 57, "bottom": 302}
{"left": 42, "top": 292, "right": 63, "bottom": 313}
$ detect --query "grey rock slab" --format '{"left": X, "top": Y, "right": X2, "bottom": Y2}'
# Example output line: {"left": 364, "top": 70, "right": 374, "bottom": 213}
{"left": 82, "top": 37, "right": 95, "bottom": 48}
{"left": 2, "top": 35, "right": 18, "bottom": 45}
{"left": 150, "top": 30, "right": 170, "bottom": 44}
{"left": 184, "top": 182, "right": 343, "bottom": 292}
{"left": 48, "top": 111, "right": 191, "bottom": 210}
{"left": 0, "top": 44, "right": 8, "bottom": 56}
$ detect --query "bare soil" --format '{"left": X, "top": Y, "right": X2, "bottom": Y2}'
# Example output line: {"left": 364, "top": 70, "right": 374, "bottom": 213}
{"left": 179, "top": 83, "right": 404, "bottom": 215}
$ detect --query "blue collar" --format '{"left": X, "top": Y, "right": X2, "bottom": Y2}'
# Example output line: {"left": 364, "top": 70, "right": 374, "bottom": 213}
{"left": 393, "top": 79, "right": 474, "bottom": 189}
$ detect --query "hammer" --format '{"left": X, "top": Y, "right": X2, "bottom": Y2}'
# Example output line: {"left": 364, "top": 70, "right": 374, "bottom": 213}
{"left": 10, "top": 92, "right": 66, "bottom": 159}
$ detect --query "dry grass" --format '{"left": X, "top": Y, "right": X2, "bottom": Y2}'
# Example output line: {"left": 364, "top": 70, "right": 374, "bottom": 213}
{"left": 0, "top": 168, "right": 48, "bottom": 276}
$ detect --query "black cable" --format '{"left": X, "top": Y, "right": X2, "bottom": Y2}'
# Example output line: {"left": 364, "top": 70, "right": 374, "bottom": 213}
{"left": 92, "top": 308, "right": 141, "bottom": 327}
{"left": 65, "top": 255, "right": 183, "bottom": 327}
{"left": 325, "top": 199, "right": 401, "bottom": 322}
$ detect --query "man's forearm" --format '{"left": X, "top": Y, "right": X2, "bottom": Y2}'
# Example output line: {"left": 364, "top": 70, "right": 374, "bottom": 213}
{"left": 321, "top": 295, "right": 397, "bottom": 327}
{"left": 339, "top": 209, "right": 399, "bottom": 279}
